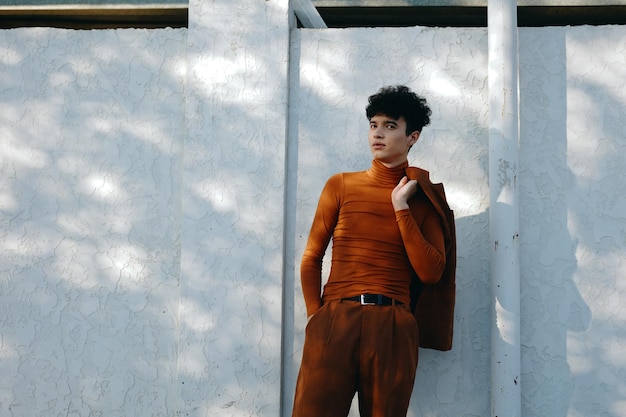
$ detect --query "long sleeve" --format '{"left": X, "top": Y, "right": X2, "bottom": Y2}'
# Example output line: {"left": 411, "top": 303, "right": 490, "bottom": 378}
{"left": 300, "top": 175, "right": 342, "bottom": 316}
{"left": 395, "top": 205, "right": 446, "bottom": 284}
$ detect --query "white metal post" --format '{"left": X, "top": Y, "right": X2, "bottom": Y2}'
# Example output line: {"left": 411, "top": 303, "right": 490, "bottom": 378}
{"left": 488, "top": 0, "right": 521, "bottom": 416}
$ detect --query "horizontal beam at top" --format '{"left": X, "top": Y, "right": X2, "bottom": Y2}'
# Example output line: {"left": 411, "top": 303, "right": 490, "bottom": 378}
{"left": 312, "top": 0, "right": 626, "bottom": 6}
{"left": 0, "top": 4, "right": 187, "bottom": 28}
{"left": 313, "top": 5, "right": 626, "bottom": 27}
{"left": 2, "top": 2, "right": 626, "bottom": 28}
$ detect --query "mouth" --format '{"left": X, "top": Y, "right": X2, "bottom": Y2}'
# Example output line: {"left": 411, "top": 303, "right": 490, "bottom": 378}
{"left": 372, "top": 143, "right": 385, "bottom": 149}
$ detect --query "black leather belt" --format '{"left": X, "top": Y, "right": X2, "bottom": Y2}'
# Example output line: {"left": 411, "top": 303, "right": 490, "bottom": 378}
{"left": 342, "top": 294, "right": 402, "bottom": 306}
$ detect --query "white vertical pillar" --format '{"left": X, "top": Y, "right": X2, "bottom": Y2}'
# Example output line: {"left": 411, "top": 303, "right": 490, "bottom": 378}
{"left": 179, "top": 0, "right": 290, "bottom": 416}
{"left": 488, "top": 1, "right": 521, "bottom": 417}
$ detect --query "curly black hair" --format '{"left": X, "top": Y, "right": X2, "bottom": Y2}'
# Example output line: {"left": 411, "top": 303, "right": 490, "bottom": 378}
{"left": 366, "top": 85, "right": 432, "bottom": 135}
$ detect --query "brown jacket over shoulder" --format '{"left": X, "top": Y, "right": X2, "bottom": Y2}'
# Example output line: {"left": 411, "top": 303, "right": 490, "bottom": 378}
{"left": 406, "top": 167, "right": 457, "bottom": 351}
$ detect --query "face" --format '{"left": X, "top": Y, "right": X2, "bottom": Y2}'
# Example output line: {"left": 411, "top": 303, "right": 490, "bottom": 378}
{"left": 368, "top": 114, "right": 420, "bottom": 168}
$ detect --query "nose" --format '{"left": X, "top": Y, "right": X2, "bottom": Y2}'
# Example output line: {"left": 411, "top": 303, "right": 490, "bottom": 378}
{"left": 372, "top": 126, "right": 384, "bottom": 138}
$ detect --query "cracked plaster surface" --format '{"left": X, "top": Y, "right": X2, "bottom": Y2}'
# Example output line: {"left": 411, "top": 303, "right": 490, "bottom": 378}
{"left": 1, "top": 13, "right": 626, "bottom": 417}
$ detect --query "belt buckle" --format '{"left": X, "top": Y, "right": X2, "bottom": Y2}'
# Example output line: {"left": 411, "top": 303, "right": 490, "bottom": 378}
{"left": 360, "top": 294, "right": 379, "bottom": 305}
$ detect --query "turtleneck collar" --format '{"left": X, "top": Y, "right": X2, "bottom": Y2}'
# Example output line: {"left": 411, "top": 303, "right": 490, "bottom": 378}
{"left": 367, "top": 159, "right": 409, "bottom": 185}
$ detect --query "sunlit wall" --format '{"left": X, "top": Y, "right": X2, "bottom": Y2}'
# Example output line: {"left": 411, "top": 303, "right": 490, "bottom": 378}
{"left": 1, "top": 9, "right": 626, "bottom": 417}
{"left": 0, "top": 27, "right": 186, "bottom": 416}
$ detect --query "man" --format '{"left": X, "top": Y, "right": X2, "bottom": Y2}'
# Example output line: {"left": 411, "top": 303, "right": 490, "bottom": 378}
{"left": 292, "top": 85, "right": 455, "bottom": 417}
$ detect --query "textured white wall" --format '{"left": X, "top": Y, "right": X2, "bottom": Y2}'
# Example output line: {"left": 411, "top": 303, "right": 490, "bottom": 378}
{"left": 0, "top": 28, "right": 186, "bottom": 416}
{"left": 178, "top": 0, "right": 290, "bottom": 416}
{"left": 519, "top": 25, "right": 626, "bottom": 417}
{"left": 1, "top": 14, "right": 626, "bottom": 417}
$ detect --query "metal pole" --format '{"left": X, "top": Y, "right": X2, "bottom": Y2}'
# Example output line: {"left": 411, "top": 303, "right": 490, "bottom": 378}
{"left": 488, "top": 0, "right": 521, "bottom": 416}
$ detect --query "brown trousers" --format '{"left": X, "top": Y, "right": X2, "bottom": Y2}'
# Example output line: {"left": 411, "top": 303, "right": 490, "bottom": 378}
{"left": 292, "top": 299, "right": 419, "bottom": 417}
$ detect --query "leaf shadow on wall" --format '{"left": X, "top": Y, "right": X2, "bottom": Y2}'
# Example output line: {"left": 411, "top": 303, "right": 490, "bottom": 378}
{"left": 0, "top": 27, "right": 186, "bottom": 416}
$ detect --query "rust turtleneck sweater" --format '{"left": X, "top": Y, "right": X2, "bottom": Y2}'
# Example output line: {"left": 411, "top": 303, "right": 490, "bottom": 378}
{"left": 300, "top": 159, "right": 447, "bottom": 316}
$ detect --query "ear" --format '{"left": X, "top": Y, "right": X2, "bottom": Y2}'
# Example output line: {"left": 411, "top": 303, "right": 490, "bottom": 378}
{"left": 408, "top": 131, "right": 420, "bottom": 146}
